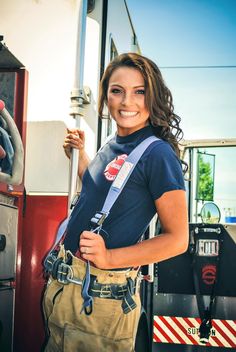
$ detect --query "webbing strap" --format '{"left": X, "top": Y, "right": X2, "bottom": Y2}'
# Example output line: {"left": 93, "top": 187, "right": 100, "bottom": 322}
{"left": 192, "top": 232, "right": 223, "bottom": 344}
{"left": 54, "top": 217, "right": 69, "bottom": 247}
{"left": 47, "top": 135, "right": 159, "bottom": 255}
{"left": 43, "top": 217, "right": 69, "bottom": 268}
{"left": 101, "top": 135, "right": 159, "bottom": 214}
{"left": 80, "top": 258, "right": 93, "bottom": 315}
{"left": 45, "top": 135, "right": 159, "bottom": 315}
{"left": 81, "top": 135, "right": 159, "bottom": 315}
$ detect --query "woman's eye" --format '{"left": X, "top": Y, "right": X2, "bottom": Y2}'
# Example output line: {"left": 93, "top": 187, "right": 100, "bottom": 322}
{"left": 136, "top": 89, "right": 145, "bottom": 95}
{"left": 111, "top": 88, "right": 122, "bottom": 94}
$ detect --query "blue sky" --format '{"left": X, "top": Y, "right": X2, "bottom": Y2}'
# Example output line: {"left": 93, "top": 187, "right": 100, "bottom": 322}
{"left": 126, "top": 0, "right": 236, "bottom": 140}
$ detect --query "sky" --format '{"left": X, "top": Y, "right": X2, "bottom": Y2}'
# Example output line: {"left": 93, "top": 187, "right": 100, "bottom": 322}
{"left": 126, "top": 0, "right": 236, "bottom": 140}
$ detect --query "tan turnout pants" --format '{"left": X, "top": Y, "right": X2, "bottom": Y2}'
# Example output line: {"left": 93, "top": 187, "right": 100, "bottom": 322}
{"left": 42, "top": 247, "right": 141, "bottom": 352}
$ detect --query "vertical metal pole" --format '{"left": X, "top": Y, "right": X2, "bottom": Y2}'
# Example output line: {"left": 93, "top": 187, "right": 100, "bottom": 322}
{"left": 68, "top": 0, "right": 88, "bottom": 213}
{"left": 188, "top": 148, "right": 193, "bottom": 222}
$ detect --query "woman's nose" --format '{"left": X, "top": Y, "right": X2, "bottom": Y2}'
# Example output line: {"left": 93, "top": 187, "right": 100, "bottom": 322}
{"left": 121, "top": 92, "right": 133, "bottom": 105}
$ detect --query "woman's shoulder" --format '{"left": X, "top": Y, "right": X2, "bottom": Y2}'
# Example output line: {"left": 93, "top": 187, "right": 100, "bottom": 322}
{"left": 145, "top": 138, "right": 177, "bottom": 159}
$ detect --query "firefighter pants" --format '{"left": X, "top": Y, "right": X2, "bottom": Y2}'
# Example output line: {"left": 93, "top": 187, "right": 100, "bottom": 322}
{"left": 42, "top": 248, "right": 141, "bottom": 352}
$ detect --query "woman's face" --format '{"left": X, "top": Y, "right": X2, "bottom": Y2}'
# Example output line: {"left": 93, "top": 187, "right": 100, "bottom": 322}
{"left": 107, "top": 67, "right": 150, "bottom": 136}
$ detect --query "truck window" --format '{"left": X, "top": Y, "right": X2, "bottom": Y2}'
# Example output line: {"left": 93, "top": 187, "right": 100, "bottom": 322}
{"left": 184, "top": 145, "right": 236, "bottom": 223}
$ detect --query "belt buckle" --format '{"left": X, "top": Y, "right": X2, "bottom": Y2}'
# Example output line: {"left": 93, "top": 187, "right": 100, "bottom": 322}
{"left": 57, "top": 262, "right": 72, "bottom": 284}
{"left": 44, "top": 251, "right": 58, "bottom": 273}
{"left": 100, "top": 285, "right": 112, "bottom": 298}
{"left": 111, "top": 284, "right": 121, "bottom": 299}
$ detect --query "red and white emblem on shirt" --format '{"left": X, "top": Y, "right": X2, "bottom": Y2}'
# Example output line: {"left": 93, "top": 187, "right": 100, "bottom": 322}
{"left": 104, "top": 154, "right": 128, "bottom": 181}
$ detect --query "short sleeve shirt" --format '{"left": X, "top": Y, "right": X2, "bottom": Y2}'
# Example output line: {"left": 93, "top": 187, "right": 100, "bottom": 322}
{"left": 63, "top": 126, "right": 185, "bottom": 253}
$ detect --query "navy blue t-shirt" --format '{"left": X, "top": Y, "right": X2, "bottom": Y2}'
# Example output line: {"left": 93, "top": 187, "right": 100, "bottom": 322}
{"left": 63, "top": 126, "right": 185, "bottom": 253}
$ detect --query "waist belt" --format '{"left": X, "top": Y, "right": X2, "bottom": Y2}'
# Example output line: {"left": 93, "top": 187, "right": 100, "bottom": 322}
{"left": 45, "top": 251, "right": 138, "bottom": 314}
{"left": 89, "top": 276, "right": 137, "bottom": 314}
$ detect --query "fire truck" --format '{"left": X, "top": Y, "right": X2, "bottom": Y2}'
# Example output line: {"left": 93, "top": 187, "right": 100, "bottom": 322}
{"left": 0, "top": 1, "right": 235, "bottom": 351}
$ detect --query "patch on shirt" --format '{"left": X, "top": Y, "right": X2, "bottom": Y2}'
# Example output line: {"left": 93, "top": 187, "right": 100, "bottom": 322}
{"left": 104, "top": 154, "right": 128, "bottom": 181}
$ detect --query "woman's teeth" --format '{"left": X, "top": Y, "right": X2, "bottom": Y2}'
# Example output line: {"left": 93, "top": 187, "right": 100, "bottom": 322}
{"left": 120, "top": 111, "right": 138, "bottom": 117}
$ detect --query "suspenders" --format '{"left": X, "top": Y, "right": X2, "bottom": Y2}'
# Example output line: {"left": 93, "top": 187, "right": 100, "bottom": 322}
{"left": 45, "top": 135, "right": 159, "bottom": 315}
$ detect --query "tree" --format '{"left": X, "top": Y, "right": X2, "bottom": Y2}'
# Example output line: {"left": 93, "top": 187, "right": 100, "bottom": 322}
{"left": 197, "top": 153, "right": 214, "bottom": 201}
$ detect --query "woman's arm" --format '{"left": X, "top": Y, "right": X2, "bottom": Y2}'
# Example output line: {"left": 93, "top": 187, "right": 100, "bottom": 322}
{"left": 79, "top": 189, "right": 189, "bottom": 269}
{"left": 63, "top": 128, "right": 90, "bottom": 179}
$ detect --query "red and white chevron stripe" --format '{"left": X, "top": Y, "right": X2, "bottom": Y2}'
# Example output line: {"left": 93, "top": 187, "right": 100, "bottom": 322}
{"left": 153, "top": 315, "right": 236, "bottom": 349}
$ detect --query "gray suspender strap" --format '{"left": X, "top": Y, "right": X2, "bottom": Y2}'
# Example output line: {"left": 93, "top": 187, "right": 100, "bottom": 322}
{"left": 90, "top": 135, "right": 159, "bottom": 228}
{"left": 82, "top": 135, "right": 159, "bottom": 315}
{"left": 49, "top": 135, "right": 159, "bottom": 249}
{"left": 45, "top": 135, "right": 159, "bottom": 316}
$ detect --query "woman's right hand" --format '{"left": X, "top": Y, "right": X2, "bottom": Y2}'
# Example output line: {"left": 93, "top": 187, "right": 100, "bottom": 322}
{"left": 63, "top": 128, "right": 85, "bottom": 159}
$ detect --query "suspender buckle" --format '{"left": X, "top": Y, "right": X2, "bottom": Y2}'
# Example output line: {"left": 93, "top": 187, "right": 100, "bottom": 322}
{"left": 90, "top": 211, "right": 109, "bottom": 229}
{"left": 44, "top": 250, "right": 59, "bottom": 274}
{"left": 57, "top": 262, "right": 73, "bottom": 284}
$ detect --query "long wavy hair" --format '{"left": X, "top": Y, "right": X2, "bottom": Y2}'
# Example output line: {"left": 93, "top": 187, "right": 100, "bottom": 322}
{"left": 98, "top": 52, "right": 184, "bottom": 158}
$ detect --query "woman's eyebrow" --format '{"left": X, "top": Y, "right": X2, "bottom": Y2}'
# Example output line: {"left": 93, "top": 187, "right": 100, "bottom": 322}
{"left": 109, "top": 84, "right": 145, "bottom": 88}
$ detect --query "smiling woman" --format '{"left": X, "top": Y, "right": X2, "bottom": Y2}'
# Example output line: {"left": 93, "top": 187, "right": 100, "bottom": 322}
{"left": 106, "top": 67, "right": 150, "bottom": 136}
{"left": 99, "top": 52, "right": 184, "bottom": 158}
{"left": 43, "top": 52, "right": 188, "bottom": 352}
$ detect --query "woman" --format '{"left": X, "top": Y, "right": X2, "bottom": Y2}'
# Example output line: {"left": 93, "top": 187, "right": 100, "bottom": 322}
{"left": 43, "top": 53, "right": 188, "bottom": 351}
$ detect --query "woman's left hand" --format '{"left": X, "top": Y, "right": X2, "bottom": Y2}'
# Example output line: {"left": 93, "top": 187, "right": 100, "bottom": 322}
{"left": 79, "top": 231, "right": 111, "bottom": 269}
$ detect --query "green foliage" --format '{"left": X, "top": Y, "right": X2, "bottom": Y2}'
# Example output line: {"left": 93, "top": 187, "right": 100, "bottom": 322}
{"left": 197, "top": 153, "right": 214, "bottom": 201}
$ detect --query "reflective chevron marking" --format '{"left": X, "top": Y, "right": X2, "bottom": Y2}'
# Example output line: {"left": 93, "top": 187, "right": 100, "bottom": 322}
{"left": 153, "top": 316, "right": 236, "bottom": 349}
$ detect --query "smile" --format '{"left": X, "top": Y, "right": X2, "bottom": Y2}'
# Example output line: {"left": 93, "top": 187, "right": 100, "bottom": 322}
{"left": 119, "top": 111, "right": 138, "bottom": 117}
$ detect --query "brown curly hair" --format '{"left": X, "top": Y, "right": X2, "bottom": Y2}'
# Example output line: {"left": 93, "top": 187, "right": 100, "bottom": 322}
{"left": 98, "top": 52, "right": 184, "bottom": 158}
